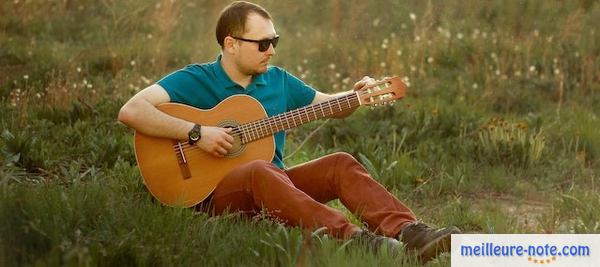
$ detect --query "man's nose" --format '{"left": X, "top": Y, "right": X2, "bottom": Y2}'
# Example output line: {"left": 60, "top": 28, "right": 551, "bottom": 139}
{"left": 265, "top": 43, "right": 276, "bottom": 55}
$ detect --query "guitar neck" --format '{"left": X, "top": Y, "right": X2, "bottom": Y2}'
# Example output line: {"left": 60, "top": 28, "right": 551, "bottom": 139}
{"left": 239, "top": 92, "right": 360, "bottom": 143}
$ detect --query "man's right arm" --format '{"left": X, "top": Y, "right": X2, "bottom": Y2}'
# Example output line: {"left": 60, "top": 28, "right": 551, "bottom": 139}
{"left": 118, "top": 84, "right": 193, "bottom": 140}
{"left": 117, "top": 84, "right": 234, "bottom": 157}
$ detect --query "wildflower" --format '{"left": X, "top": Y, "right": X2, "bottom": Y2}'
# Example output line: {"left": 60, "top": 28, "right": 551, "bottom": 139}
{"left": 414, "top": 35, "right": 421, "bottom": 42}
{"left": 23, "top": 75, "right": 29, "bottom": 80}
{"left": 457, "top": 33, "right": 464, "bottom": 39}
{"left": 427, "top": 57, "right": 434, "bottom": 64}
{"left": 77, "top": 67, "right": 82, "bottom": 72}
{"left": 380, "top": 62, "right": 386, "bottom": 68}
{"left": 401, "top": 23, "right": 407, "bottom": 29}
{"left": 409, "top": 13, "right": 416, "bottom": 21}
{"left": 472, "top": 83, "right": 478, "bottom": 89}
{"left": 534, "top": 29, "right": 539, "bottom": 37}
{"left": 529, "top": 66, "right": 536, "bottom": 72}
{"left": 328, "top": 63, "right": 335, "bottom": 70}
{"left": 147, "top": 34, "right": 153, "bottom": 39}
{"left": 396, "top": 50, "right": 402, "bottom": 56}
{"left": 373, "top": 18, "right": 380, "bottom": 27}
{"left": 554, "top": 69, "right": 560, "bottom": 75}
{"left": 130, "top": 60, "right": 136, "bottom": 66}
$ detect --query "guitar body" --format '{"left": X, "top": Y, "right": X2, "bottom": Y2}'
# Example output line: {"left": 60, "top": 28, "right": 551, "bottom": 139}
{"left": 134, "top": 95, "right": 275, "bottom": 207}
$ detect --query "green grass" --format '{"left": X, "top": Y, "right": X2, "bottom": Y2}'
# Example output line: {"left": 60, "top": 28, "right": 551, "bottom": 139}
{"left": 1, "top": 0, "right": 600, "bottom": 266}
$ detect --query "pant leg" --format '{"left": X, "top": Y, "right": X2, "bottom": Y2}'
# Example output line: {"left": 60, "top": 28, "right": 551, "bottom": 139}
{"left": 210, "top": 160, "right": 360, "bottom": 239}
{"left": 285, "top": 152, "right": 417, "bottom": 237}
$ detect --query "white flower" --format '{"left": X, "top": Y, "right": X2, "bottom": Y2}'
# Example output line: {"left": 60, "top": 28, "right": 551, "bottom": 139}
{"left": 409, "top": 13, "right": 416, "bottom": 21}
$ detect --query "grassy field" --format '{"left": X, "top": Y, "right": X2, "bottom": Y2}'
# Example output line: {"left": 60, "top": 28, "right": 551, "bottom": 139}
{"left": 1, "top": 0, "right": 599, "bottom": 266}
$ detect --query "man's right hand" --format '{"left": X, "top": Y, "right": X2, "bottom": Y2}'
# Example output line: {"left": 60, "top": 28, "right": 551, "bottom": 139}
{"left": 196, "top": 126, "right": 234, "bottom": 157}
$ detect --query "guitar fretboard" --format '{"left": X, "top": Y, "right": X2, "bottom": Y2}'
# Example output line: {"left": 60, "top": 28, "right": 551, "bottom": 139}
{"left": 238, "top": 92, "right": 360, "bottom": 143}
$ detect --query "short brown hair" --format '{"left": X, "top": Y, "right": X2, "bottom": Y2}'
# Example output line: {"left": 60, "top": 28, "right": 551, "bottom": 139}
{"left": 216, "top": 1, "right": 272, "bottom": 48}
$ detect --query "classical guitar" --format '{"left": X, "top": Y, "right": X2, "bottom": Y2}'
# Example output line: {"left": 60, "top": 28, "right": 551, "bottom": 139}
{"left": 134, "top": 76, "right": 406, "bottom": 207}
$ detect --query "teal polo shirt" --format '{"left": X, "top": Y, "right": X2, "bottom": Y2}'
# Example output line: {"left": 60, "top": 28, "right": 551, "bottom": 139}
{"left": 157, "top": 55, "right": 316, "bottom": 169}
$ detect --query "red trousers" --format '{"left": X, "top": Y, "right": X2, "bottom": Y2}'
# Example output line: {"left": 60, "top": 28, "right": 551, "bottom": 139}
{"left": 207, "top": 152, "right": 416, "bottom": 239}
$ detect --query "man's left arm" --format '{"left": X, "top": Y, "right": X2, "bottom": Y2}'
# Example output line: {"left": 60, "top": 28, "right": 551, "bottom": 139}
{"left": 311, "top": 76, "right": 376, "bottom": 119}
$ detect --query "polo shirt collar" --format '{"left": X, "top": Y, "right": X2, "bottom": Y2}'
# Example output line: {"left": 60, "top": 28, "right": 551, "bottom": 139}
{"left": 213, "top": 54, "right": 237, "bottom": 89}
{"left": 213, "top": 54, "right": 267, "bottom": 89}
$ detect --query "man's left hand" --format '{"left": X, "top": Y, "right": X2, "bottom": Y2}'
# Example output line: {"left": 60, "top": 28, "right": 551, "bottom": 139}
{"left": 353, "top": 76, "right": 376, "bottom": 91}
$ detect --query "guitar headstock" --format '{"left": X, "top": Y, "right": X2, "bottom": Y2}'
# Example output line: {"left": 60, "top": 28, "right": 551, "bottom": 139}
{"left": 357, "top": 76, "right": 406, "bottom": 107}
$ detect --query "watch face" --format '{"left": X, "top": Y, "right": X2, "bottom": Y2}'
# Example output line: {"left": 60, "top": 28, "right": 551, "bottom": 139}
{"left": 190, "top": 131, "right": 200, "bottom": 140}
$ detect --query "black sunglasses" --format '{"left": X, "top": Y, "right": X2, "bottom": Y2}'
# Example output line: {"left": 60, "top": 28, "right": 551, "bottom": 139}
{"left": 232, "top": 35, "right": 279, "bottom": 52}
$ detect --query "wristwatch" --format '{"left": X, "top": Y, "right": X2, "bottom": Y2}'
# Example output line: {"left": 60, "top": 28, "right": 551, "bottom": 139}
{"left": 187, "top": 124, "right": 202, "bottom": 145}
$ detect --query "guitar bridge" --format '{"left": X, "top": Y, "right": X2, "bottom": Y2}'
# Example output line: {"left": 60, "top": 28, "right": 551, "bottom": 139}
{"left": 175, "top": 141, "right": 192, "bottom": 179}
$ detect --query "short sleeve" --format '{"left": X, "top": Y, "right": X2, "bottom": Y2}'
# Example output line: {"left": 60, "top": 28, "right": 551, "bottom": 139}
{"left": 284, "top": 71, "right": 317, "bottom": 111}
{"left": 156, "top": 65, "right": 201, "bottom": 104}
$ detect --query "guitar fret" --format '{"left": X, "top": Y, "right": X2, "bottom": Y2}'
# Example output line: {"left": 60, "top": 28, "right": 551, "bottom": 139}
{"left": 253, "top": 124, "right": 259, "bottom": 141}
{"left": 337, "top": 98, "right": 342, "bottom": 113}
{"left": 278, "top": 115, "right": 284, "bottom": 131}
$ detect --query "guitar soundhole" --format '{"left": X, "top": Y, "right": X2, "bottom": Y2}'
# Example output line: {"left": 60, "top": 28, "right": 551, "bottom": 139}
{"left": 217, "top": 120, "right": 246, "bottom": 158}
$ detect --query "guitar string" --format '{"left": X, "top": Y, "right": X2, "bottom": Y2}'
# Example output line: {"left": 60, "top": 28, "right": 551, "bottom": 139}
{"left": 169, "top": 78, "right": 394, "bottom": 153}
{"left": 169, "top": 93, "right": 365, "bottom": 155}
{"left": 168, "top": 87, "right": 393, "bottom": 156}
{"left": 180, "top": 92, "right": 359, "bottom": 149}
{"left": 171, "top": 98, "right": 362, "bottom": 159}
{"left": 171, "top": 94, "right": 359, "bottom": 150}
{"left": 173, "top": 99, "right": 358, "bottom": 159}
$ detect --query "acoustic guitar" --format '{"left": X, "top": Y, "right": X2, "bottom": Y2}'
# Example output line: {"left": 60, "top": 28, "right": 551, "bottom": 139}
{"left": 134, "top": 76, "right": 406, "bottom": 207}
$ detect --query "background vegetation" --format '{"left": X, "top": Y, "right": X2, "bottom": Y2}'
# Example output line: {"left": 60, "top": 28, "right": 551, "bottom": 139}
{"left": 1, "top": 0, "right": 599, "bottom": 266}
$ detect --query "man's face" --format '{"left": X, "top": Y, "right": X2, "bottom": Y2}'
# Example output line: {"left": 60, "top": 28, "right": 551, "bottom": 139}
{"left": 232, "top": 13, "right": 277, "bottom": 75}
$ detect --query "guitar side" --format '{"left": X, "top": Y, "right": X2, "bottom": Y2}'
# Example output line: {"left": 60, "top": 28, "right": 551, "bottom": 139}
{"left": 133, "top": 95, "right": 275, "bottom": 207}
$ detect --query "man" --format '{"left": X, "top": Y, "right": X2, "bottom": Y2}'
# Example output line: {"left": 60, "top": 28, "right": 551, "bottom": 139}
{"left": 118, "top": 1, "right": 460, "bottom": 262}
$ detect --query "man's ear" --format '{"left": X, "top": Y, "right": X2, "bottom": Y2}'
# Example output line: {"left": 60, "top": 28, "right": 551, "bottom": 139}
{"left": 223, "top": 36, "right": 237, "bottom": 55}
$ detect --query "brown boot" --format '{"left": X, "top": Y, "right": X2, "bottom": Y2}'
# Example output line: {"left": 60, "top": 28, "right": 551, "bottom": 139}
{"left": 398, "top": 222, "right": 461, "bottom": 262}
{"left": 351, "top": 229, "right": 401, "bottom": 253}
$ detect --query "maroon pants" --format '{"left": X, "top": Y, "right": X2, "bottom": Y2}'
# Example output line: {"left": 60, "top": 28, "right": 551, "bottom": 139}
{"left": 207, "top": 152, "right": 416, "bottom": 239}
